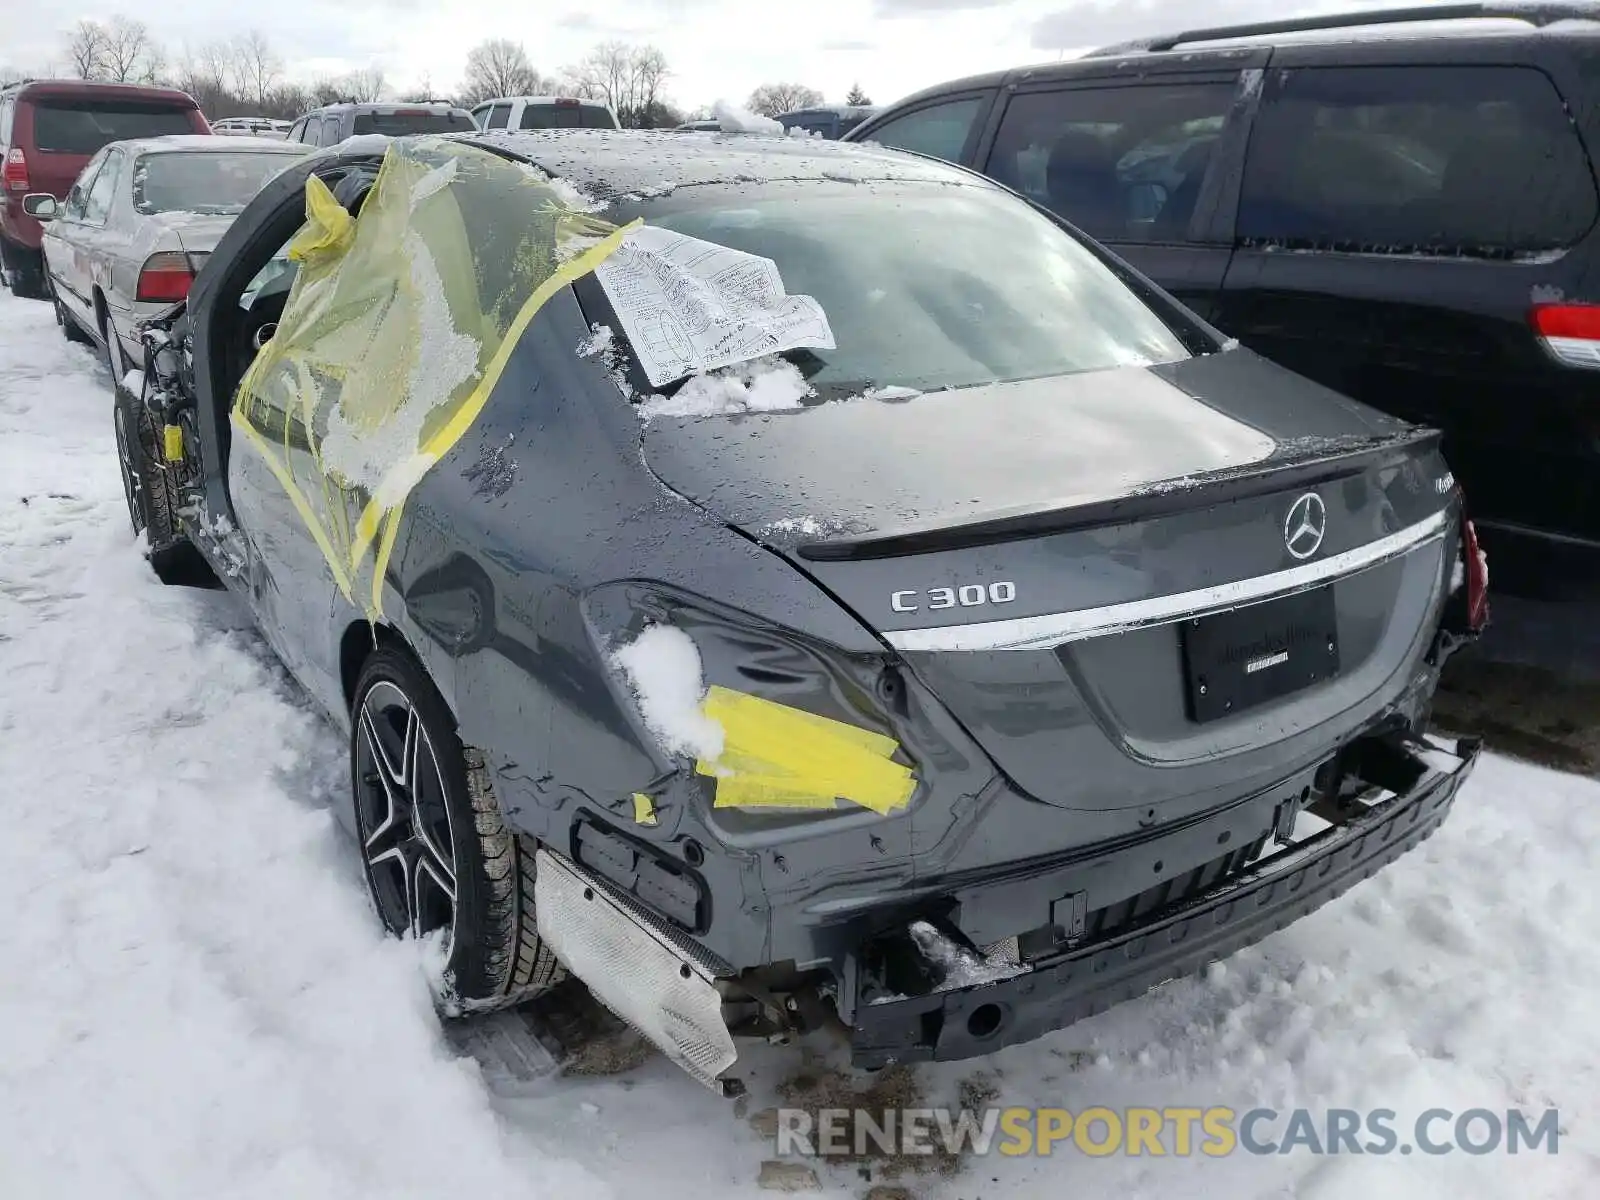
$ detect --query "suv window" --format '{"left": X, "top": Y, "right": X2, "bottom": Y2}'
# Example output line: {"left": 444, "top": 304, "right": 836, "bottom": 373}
{"left": 518, "top": 103, "right": 614, "bottom": 129}
{"left": 1238, "top": 65, "right": 1599, "bottom": 256}
{"left": 350, "top": 109, "right": 476, "bottom": 136}
{"left": 321, "top": 115, "right": 345, "bottom": 145}
{"left": 985, "top": 83, "right": 1235, "bottom": 244}
{"left": 485, "top": 103, "right": 512, "bottom": 130}
{"left": 288, "top": 118, "right": 308, "bottom": 143}
{"left": 1, "top": 94, "right": 14, "bottom": 145}
{"left": 30, "top": 102, "right": 193, "bottom": 155}
{"left": 863, "top": 96, "right": 983, "bottom": 164}
{"left": 82, "top": 148, "right": 123, "bottom": 223}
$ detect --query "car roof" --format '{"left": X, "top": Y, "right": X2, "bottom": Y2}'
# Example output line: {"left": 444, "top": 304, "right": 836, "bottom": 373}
{"left": 779, "top": 105, "right": 878, "bottom": 118}
{"left": 477, "top": 95, "right": 613, "bottom": 107}
{"left": 862, "top": 4, "right": 1600, "bottom": 116}
{"left": 460, "top": 127, "right": 985, "bottom": 200}
{"left": 1084, "top": 2, "right": 1600, "bottom": 55}
{"left": 2, "top": 78, "right": 199, "bottom": 106}
{"left": 307, "top": 101, "right": 470, "bottom": 114}
{"left": 117, "top": 134, "right": 310, "bottom": 156}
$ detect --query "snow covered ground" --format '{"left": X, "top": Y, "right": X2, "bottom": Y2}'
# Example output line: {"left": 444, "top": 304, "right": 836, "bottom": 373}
{"left": 2, "top": 285, "right": 1597, "bottom": 1198}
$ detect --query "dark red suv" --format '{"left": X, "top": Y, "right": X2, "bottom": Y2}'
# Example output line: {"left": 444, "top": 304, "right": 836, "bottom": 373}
{"left": 0, "top": 80, "right": 210, "bottom": 298}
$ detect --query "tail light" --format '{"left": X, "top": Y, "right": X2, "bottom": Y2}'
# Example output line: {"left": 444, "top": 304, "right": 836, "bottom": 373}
{"left": 3, "top": 148, "right": 28, "bottom": 192}
{"left": 136, "top": 251, "right": 196, "bottom": 303}
{"left": 556, "top": 98, "right": 580, "bottom": 107}
{"left": 1529, "top": 303, "right": 1600, "bottom": 370}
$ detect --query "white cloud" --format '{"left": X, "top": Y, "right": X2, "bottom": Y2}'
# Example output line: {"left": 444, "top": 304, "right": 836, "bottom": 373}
{"left": 3, "top": 0, "right": 1471, "bottom": 112}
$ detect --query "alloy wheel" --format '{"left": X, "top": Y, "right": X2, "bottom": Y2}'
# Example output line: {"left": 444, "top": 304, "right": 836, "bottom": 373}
{"left": 353, "top": 679, "right": 458, "bottom": 944}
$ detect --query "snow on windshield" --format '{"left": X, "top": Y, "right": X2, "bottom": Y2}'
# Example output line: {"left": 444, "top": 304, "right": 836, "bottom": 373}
{"left": 636, "top": 356, "right": 813, "bottom": 420}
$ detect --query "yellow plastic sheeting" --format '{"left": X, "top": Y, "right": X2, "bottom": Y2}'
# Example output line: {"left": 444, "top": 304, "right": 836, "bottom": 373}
{"left": 231, "top": 137, "right": 636, "bottom": 619}
{"left": 288, "top": 175, "right": 354, "bottom": 267}
{"left": 693, "top": 686, "right": 917, "bottom": 815}
{"left": 632, "top": 792, "right": 659, "bottom": 826}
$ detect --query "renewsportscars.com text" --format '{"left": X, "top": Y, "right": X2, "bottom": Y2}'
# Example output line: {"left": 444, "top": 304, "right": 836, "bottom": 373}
{"left": 775, "top": 1106, "right": 1562, "bottom": 1159}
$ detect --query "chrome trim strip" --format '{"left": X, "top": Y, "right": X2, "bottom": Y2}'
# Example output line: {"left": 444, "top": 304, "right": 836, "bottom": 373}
{"left": 884, "top": 509, "right": 1450, "bottom": 652}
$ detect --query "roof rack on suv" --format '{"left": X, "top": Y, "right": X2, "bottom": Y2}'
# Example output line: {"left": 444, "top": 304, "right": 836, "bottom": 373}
{"left": 1084, "top": 2, "right": 1597, "bottom": 56}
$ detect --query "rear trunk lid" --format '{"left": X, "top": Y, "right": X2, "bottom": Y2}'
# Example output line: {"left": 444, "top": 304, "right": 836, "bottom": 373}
{"left": 643, "top": 349, "right": 1459, "bottom": 811}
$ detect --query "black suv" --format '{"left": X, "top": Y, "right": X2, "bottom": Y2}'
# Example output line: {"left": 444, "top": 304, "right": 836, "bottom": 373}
{"left": 846, "top": 4, "right": 1600, "bottom": 600}
{"left": 285, "top": 101, "right": 475, "bottom": 148}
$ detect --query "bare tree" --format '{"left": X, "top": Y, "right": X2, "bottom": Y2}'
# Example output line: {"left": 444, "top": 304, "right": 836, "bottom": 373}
{"left": 564, "top": 42, "right": 674, "bottom": 128}
{"left": 399, "top": 72, "right": 438, "bottom": 103}
{"left": 747, "top": 83, "right": 824, "bottom": 117}
{"left": 229, "top": 30, "right": 282, "bottom": 108}
{"left": 845, "top": 82, "right": 872, "bottom": 106}
{"left": 66, "top": 19, "right": 109, "bottom": 80}
{"left": 175, "top": 41, "right": 231, "bottom": 114}
{"left": 459, "top": 39, "right": 543, "bottom": 105}
{"left": 308, "top": 77, "right": 347, "bottom": 107}
{"left": 344, "top": 66, "right": 386, "bottom": 103}
{"left": 102, "top": 17, "right": 161, "bottom": 84}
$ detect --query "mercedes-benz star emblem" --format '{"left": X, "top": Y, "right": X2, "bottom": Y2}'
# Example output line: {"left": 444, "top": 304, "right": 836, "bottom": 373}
{"left": 1284, "top": 492, "right": 1328, "bottom": 560}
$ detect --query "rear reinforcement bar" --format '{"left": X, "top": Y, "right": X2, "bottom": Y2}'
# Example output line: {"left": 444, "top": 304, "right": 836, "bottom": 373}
{"left": 850, "top": 732, "right": 1480, "bottom": 1067}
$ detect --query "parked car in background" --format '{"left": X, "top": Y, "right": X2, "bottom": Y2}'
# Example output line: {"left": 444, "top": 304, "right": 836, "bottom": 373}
{"left": 470, "top": 95, "right": 620, "bottom": 131}
{"left": 844, "top": 5, "right": 1600, "bottom": 600}
{"left": 0, "top": 80, "right": 210, "bottom": 298}
{"left": 211, "top": 116, "right": 291, "bottom": 139}
{"left": 674, "top": 119, "right": 723, "bottom": 132}
{"left": 26, "top": 135, "right": 309, "bottom": 380}
{"left": 285, "top": 102, "right": 476, "bottom": 147}
{"left": 115, "top": 129, "right": 1483, "bottom": 1092}
{"left": 776, "top": 104, "right": 878, "bottom": 139}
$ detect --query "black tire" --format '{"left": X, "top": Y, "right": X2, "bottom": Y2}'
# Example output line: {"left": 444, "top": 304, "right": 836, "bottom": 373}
{"left": 99, "top": 307, "right": 126, "bottom": 385}
{"left": 113, "top": 373, "right": 207, "bottom": 585}
{"left": 350, "top": 645, "right": 566, "bottom": 1013}
{"left": 1, "top": 237, "right": 47, "bottom": 300}
{"left": 55, "top": 289, "right": 92, "bottom": 344}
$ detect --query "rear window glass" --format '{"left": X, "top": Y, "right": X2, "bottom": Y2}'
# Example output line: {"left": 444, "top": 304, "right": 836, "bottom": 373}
{"left": 30, "top": 102, "right": 194, "bottom": 155}
{"left": 518, "top": 104, "right": 616, "bottom": 129}
{"left": 612, "top": 181, "right": 1192, "bottom": 399}
{"left": 350, "top": 110, "right": 476, "bottom": 136}
{"left": 132, "top": 151, "right": 299, "bottom": 215}
{"left": 1238, "top": 65, "right": 1599, "bottom": 256}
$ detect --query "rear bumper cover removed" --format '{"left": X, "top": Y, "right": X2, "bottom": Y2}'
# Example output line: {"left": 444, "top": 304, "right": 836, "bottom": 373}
{"left": 851, "top": 733, "right": 1480, "bottom": 1068}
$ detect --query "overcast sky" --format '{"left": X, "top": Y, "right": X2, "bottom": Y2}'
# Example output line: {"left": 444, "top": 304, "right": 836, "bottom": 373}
{"left": 10, "top": 0, "right": 1455, "bottom": 110}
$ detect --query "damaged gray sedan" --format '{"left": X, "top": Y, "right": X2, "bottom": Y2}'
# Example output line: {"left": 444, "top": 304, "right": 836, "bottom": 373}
{"left": 118, "top": 129, "right": 1487, "bottom": 1092}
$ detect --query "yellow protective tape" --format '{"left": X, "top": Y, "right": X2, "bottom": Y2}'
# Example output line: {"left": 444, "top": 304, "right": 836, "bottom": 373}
{"left": 693, "top": 686, "right": 917, "bottom": 815}
{"left": 228, "top": 139, "right": 638, "bottom": 624}
{"left": 341, "top": 219, "right": 641, "bottom": 579}
{"left": 162, "top": 424, "right": 183, "bottom": 462}
{"left": 632, "top": 793, "right": 658, "bottom": 826}
{"left": 230, "top": 412, "right": 354, "bottom": 601}
{"left": 287, "top": 175, "right": 354, "bottom": 266}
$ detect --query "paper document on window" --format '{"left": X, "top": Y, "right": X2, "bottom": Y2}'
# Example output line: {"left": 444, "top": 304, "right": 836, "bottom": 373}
{"left": 594, "top": 224, "right": 836, "bottom": 387}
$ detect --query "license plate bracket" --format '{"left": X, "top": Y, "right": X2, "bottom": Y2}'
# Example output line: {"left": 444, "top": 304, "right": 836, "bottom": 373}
{"left": 1180, "top": 586, "right": 1340, "bottom": 723}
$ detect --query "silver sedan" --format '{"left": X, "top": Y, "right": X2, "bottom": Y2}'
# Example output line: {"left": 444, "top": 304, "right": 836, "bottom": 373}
{"left": 25, "top": 134, "right": 311, "bottom": 383}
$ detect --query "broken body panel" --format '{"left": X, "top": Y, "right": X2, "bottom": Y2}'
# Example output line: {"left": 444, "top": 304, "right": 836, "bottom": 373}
{"left": 135, "top": 129, "right": 1482, "bottom": 1091}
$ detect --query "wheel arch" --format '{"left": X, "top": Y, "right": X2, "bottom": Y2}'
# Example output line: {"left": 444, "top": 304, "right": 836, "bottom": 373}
{"left": 341, "top": 620, "right": 411, "bottom": 713}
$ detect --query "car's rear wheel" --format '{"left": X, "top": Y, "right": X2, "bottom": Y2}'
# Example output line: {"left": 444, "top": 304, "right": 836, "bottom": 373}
{"left": 350, "top": 645, "right": 566, "bottom": 1012}
{"left": 99, "top": 308, "right": 126, "bottom": 385}
{"left": 54, "top": 288, "right": 91, "bottom": 344}
{"left": 113, "top": 373, "right": 208, "bottom": 585}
